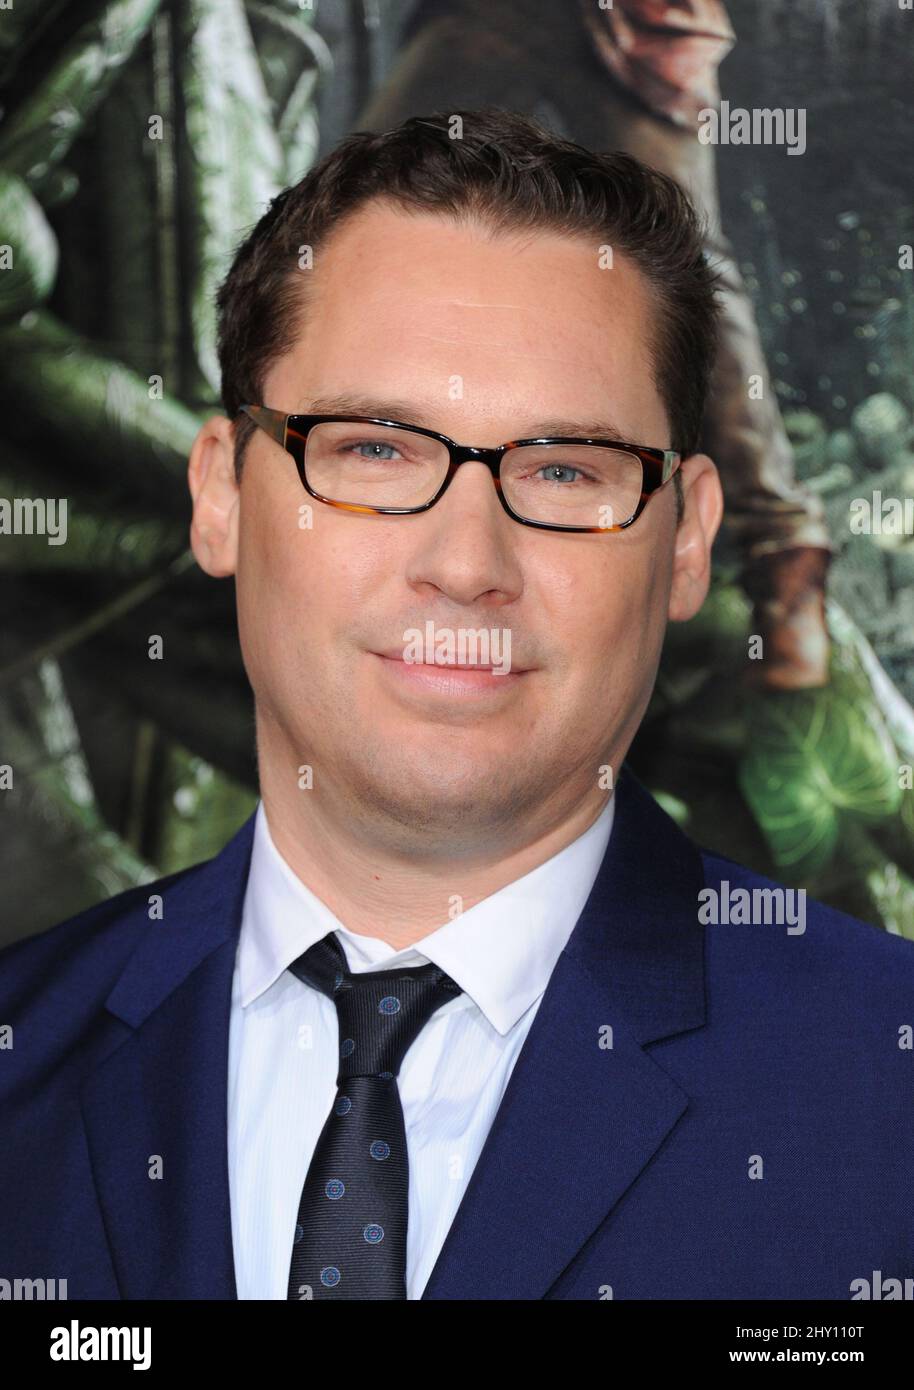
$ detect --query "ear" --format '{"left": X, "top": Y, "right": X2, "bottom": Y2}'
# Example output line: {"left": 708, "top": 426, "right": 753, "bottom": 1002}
{"left": 188, "top": 414, "right": 240, "bottom": 578}
{"left": 667, "top": 452, "right": 724, "bottom": 622}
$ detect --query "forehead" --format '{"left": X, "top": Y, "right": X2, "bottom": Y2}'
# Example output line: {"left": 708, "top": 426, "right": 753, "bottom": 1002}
{"left": 271, "top": 199, "right": 667, "bottom": 441}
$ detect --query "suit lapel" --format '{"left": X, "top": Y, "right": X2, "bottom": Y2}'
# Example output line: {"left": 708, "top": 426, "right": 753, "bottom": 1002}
{"left": 79, "top": 811, "right": 257, "bottom": 1299}
{"left": 421, "top": 768, "right": 707, "bottom": 1300}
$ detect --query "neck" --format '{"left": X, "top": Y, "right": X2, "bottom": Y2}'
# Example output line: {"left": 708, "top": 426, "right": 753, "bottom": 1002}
{"left": 256, "top": 722, "right": 611, "bottom": 952}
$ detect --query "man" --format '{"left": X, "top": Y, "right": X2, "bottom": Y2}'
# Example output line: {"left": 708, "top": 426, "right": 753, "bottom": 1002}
{"left": 1, "top": 109, "right": 912, "bottom": 1301}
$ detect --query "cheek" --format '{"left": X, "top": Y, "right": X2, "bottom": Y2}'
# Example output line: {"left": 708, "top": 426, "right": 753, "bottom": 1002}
{"left": 235, "top": 496, "right": 384, "bottom": 689}
{"left": 538, "top": 544, "right": 640, "bottom": 648}
{"left": 543, "top": 544, "right": 665, "bottom": 700}
{"left": 235, "top": 484, "right": 321, "bottom": 689}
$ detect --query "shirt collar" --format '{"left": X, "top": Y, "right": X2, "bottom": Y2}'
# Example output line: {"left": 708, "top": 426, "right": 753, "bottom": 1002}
{"left": 238, "top": 795, "right": 615, "bottom": 1036}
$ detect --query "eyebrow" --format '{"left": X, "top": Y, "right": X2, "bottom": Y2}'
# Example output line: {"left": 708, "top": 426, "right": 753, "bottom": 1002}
{"left": 300, "top": 392, "right": 631, "bottom": 443}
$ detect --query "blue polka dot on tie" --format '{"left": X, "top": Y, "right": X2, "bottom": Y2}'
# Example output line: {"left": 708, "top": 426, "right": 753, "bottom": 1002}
{"left": 363, "top": 1223, "right": 384, "bottom": 1243}
{"left": 325, "top": 1178, "right": 345, "bottom": 1200}
{"left": 294, "top": 1224, "right": 303, "bottom": 1243}
{"left": 377, "top": 1071, "right": 394, "bottom": 1081}
{"left": 378, "top": 996, "right": 401, "bottom": 1015}
{"left": 334, "top": 1095, "right": 352, "bottom": 1115}
{"left": 340, "top": 1037, "right": 355, "bottom": 1057}
{"left": 370, "top": 1140, "right": 391, "bottom": 1161}
{"left": 320, "top": 1266, "right": 341, "bottom": 1287}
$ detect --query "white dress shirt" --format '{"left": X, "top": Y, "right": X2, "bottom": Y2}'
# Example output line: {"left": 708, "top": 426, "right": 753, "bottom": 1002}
{"left": 227, "top": 793, "right": 615, "bottom": 1299}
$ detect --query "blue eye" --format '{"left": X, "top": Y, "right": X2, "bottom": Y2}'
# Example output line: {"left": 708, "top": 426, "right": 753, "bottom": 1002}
{"left": 348, "top": 440, "right": 401, "bottom": 462}
{"left": 534, "top": 464, "right": 586, "bottom": 485}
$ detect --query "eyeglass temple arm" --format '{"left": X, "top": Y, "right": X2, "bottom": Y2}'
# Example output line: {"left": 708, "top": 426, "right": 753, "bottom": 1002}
{"left": 239, "top": 404, "right": 287, "bottom": 448}
{"left": 661, "top": 451, "right": 680, "bottom": 484}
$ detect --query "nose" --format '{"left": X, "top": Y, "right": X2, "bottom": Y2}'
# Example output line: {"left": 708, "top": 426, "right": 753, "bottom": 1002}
{"left": 404, "top": 458, "right": 523, "bottom": 606}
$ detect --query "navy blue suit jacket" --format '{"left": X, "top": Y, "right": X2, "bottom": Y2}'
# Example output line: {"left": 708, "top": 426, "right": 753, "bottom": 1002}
{"left": 2, "top": 769, "right": 913, "bottom": 1300}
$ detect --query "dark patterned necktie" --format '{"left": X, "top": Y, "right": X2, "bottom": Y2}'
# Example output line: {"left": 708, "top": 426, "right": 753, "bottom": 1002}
{"left": 286, "top": 931, "right": 462, "bottom": 1300}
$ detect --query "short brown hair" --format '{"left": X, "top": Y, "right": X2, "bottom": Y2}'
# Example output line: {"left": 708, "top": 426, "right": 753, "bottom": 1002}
{"left": 217, "top": 106, "right": 722, "bottom": 507}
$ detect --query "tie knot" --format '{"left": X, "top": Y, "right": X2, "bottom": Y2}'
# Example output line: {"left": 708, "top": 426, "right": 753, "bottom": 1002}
{"left": 288, "top": 932, "right": 462, "bottom": 1080}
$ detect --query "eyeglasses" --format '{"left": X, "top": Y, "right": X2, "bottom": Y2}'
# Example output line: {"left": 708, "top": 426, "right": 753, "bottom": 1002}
{"left": 238, "top": 405, "right": 681, "bottom": 533}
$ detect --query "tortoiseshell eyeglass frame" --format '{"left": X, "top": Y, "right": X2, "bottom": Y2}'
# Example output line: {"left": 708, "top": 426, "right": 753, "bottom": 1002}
{"left": 238, "top": 404, "right": 681, "bottom": 533}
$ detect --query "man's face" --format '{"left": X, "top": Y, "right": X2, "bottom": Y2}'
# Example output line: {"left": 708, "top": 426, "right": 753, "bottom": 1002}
{"left": 193, "top": 200, "right": 719, "bottom": 855}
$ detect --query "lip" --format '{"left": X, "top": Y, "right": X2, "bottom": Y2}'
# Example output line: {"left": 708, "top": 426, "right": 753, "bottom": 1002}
{"left": 372, "top": 647, "right": 528, "bottom": 670}
{"left": 371, "top": 651, "right": 528, "bottom": 696}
